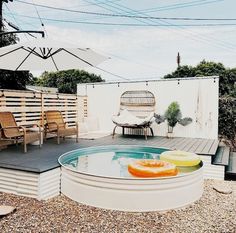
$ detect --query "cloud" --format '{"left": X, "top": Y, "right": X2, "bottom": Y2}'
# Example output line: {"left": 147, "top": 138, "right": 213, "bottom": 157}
{"left": 7, "top": 0, "right": 236, "bottom": 80}
{"left": 42, "top": 25, "right": 236, "bottom": 80}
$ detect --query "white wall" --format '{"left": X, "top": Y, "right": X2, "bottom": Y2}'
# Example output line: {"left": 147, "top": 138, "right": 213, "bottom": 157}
{"left": 77, "top": 77, "right": 219, "bottom": 139}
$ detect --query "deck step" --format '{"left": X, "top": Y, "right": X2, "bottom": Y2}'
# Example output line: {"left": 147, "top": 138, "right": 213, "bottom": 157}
{"left": 226, "top": 152, "right": 236, "bottom": 174}
{"left": 225, "top": 152, "right": 236, "bottom": 180}
{"left": 212, "top": 146, "right": 230, "bottom": 166}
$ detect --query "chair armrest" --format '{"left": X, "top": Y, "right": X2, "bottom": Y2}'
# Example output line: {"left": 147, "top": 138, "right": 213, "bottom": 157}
{"left": 0, "top": 126, "right": 22, "bottom": 130}
{"left": 64, "top": 121, "right": 79, "bottom": 129}
{"left": 0, "top": 125, "right": 26, "bottom": 138}
{"left": 20, "top": 124, "right": 42, "bottom": 134}
{"left": 20, "top": 123, "right": 41, "bottom": 128}
{"left": 45, "top": 122, "right": 65, "bottom": 131}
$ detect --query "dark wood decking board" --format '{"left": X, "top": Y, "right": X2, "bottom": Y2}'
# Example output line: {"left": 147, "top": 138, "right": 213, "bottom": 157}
{"left": 182, "top": 138, "right": 198, "bottom": 152}
{"left": 222, "top": 147, "right": 230, "bottom": 165}
{"left": 177, "top": 138, "right": 194, "bottom": 151}
{"left": 212, "top": 146, "right": 230, "bottom": 166}
{"left": 0, "top": 135, "right": 219, "bottom": 173}
{"left": 201, "top": 139, "right": 215, "bottom": 155}
{"left": 195, "top": 139, "right": 211, "bottom": 154}
{"left": 188, "top": 138, "right": 205, "bottom": 153}
{"left": 171, "top": 137, "right": 189, "bottom": 149}
{"left": 152, "top": 137, "right": 173, "bottom": 147}
{"left": 171, "top": 138, "right": 187, "bottom": 148}
{"left": 155, "top": 137, "right": 182, "bottom": 149}
{"left": 226, "top": 152, "right": 236, "bottom": 174}
{"left": 163, "top": 137, "right": 185, "bottom": 149}
{"left": 208, "top": 140, "right": 220, "bottom": 155}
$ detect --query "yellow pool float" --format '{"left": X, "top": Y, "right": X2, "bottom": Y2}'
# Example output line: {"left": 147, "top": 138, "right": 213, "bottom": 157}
{"left": 160, "top": 150, "right": 201, "bottom": 167}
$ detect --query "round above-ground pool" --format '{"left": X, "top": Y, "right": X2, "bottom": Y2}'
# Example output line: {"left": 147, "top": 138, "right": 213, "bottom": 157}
{"left": 58, "top": 145, "right": 203, "bottom": 212}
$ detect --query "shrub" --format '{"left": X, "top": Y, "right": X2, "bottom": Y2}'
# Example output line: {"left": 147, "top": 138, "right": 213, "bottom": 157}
{"left": 219, "top": 97, "right": 236, "bottom": 148}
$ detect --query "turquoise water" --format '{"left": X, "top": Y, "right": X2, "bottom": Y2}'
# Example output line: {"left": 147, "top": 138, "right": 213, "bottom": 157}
{"left": 59, "top": 145, "right": 201, "bottom": 178}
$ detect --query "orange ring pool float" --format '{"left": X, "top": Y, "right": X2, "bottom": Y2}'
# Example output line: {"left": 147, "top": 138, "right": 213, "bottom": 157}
{"left": 128, "top": 159, "right": 178, "bottom": 178}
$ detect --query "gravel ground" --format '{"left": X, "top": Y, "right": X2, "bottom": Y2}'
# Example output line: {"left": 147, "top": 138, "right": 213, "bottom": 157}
{"left": 0, "top": 179, "right": 235, "bottom": 233}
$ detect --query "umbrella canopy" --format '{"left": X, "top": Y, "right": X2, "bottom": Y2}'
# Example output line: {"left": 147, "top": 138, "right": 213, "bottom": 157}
{"left": 0, "top": 38, "right": 108, "bottom": 71}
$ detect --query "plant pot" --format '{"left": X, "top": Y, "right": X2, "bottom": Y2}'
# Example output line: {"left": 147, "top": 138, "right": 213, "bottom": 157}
{"left": 166, "top": 132, "right": 174, "bottom": 138}
{"left": 168, "top": 126, "right": 174, "bottom": 133}
{"left": 167, "top": 126, "right": 174, "bottom": 138}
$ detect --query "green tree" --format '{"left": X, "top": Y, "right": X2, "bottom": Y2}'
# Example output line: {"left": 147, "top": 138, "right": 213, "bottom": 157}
{"left": 164, "top": 60, "right": 235, "bottom": 97}
{"left": 220, "top": 68, "right": 236, "bottom": 97}
{"left": 164, "top": 65, "right": 195, "bottom": 79}
{"left": 35, "top": 69, "right": 104, "bottom": 94}
{"left": 194, "top": 60, "right": 225, "bottom": 76}
{"left": 0, "top": 29, "right": 34, "bottom": 90}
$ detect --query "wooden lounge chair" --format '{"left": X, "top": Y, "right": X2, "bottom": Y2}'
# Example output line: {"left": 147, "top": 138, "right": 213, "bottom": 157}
{"left": 0, "top": 112, "right": 42, "bottom": 153}
{"left": 0, "top": 130, "right": 14, "bottom": 150}
{"left": 112, "top": 90, "right": 156, "bottom": 140}
{"left": 44, "top": 110, "right": 78, "bottom": 144}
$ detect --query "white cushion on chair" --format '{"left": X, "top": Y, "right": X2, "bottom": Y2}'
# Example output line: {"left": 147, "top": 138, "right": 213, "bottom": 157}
{"left": 112, "top": 109, "right": 154, "bottom": 127}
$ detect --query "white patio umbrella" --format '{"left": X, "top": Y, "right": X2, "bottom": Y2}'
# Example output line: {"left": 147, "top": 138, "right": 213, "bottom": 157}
{"left": 0, "top": 37, "right": 108, "bottom": 71}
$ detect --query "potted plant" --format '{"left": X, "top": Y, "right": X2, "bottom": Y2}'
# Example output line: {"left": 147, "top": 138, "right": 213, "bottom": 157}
{"left": 154, "top": 102, "right": 192, "bottom": 138}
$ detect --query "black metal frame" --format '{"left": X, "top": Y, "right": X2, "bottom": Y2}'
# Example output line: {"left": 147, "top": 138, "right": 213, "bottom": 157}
{"left": 0, "top": 30, "right": 45, "bottom": 38}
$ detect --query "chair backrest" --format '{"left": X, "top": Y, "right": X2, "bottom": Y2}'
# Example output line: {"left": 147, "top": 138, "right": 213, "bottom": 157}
{"left": 0, "top": 112, "right": 21, "bottom": 138}
{"left": 45, "top": 110, "right": 65, "bottom": 131}
{"left": 120, "top": 90, "right": 156, "bottom": 118}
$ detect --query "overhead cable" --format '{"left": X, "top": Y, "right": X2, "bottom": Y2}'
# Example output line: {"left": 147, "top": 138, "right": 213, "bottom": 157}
{"left": 5, "top": 13, "right": 236, "bottom": 27}
{"left": 15, "top": 0, "right": 236, "bottom": 21}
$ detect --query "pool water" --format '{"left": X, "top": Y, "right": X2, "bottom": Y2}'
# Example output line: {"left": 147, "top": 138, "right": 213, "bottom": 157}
{"left": 59, "top": 146, "right": 201, "bottom": 179}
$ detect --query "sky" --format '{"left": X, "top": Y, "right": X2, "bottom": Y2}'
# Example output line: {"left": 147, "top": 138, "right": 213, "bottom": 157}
{"left": 2, "top": 0, "right": 236, "bottom": 81}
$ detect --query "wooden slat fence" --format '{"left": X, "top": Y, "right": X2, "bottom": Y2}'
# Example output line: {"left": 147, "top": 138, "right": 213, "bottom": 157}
{"left": 77, "top": 95, "right": 88, "bottom": 122}
{"left": 0, "top": 89, "right": 87, "bottom": 127}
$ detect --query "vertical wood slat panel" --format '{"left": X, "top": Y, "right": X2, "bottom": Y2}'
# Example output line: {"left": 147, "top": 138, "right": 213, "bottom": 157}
{"left": 77, "top": 95, "right": 88, "bottom": 122}
{"left": 0, "top": 89, "right": 83, "bottom": 127}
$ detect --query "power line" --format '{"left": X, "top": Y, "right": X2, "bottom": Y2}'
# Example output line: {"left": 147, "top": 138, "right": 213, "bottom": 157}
{"left": 14, "top": 0, "right": 236, "bottom": 52}
{"left": 9, "top": 0, "right": 236, "bottom": 51}
{"left": 83, "top": 0, "right": 157, "bottom": 28}
{"left": 5, "top": 12, "right": 236, "bottom": 27}
{"left": 3, "top": 3, "right": 33, "bottom": 39}
{"left": 31, "top": 0, "right": 48, "bottom": 37}
{"left": 74, "top": 0, "right": 218, "bottom": 24}
{"left": 96, "top": 0, "right": 236, "bottom": 51}
{"left": 88, "top": 0, "right": 236, "bottom": 52}
{"left": 136, "top": 0, "right": 224, "bottom": 14}
{"left": 95, "top": 67, "right": 130, "bottom": 81}
{"left": 14, "top": 0, "right": 236, "bottom": 21}
{"left": 11, "top": 0, "right": 236, "bottom": 51}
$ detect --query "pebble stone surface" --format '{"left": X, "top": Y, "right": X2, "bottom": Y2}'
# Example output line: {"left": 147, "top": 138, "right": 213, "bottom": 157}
{"left": 0, "top": 179, "right": 235, "bottom": 233}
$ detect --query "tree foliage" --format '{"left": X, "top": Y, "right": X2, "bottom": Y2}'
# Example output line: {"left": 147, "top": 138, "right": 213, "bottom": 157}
{"left": 0, "top": 28, "right": 34, "bottom": 90}
{"left": 164, "top": 60, "right": 235, "bottom": 97}
{"left": 35, "top": 69, "right": 104, "bottom": 94}
{"left": 0, "top": 33, "right": 18, "bottom": 47}
{"left": 0, "top": 70, "right": 35, "bottom": 90}
{"left": 219, "top": 97, "right": 236, "bottom": 147}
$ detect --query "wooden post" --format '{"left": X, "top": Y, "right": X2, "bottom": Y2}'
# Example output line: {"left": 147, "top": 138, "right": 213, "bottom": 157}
{"left": 41, "top": 92, "right": 44, "bottom": 127}
{"left": 0, "top": 90, "right": 6, "bottom": 108}
{"left": 21, "top": 96, "right": 26, "bottom": 124}
{"left": 84, "top": 96, "right": 88, "bottom": 118}
{"left": 76, "top": 95, "right": 79, "bottom": 123}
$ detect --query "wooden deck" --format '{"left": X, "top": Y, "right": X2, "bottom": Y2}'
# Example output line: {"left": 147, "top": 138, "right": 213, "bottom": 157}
{"left": 0, "top": 135, "right": 219, "bottom": 173}
{"left": 0, "top": 135, "right": 225, "bottom": 200}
